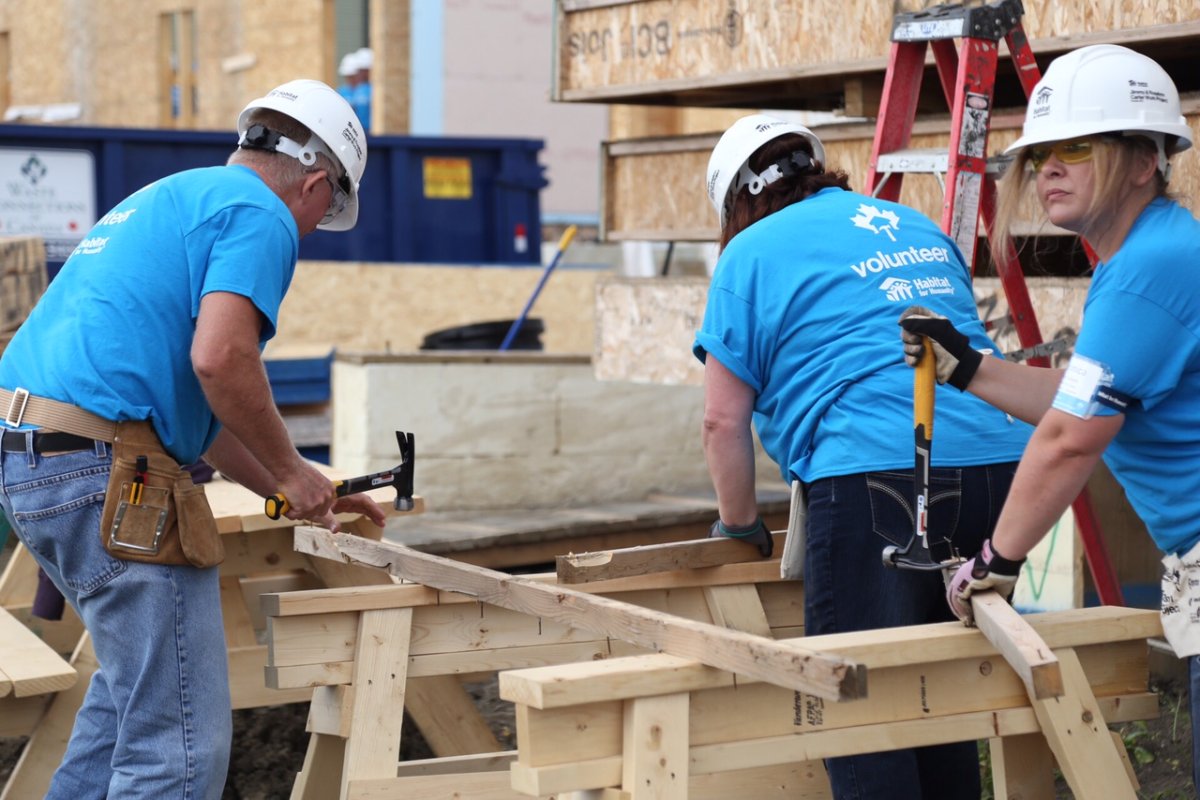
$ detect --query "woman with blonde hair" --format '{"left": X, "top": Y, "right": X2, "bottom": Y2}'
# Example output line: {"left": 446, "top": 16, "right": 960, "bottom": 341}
{"left": 900, "top": 43, "right": 1200, "bottom": 791}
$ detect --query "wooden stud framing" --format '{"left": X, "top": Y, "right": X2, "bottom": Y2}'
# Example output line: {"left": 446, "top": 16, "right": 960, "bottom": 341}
{"left": 294, "top": 527, "right": 863, "bottom": 700}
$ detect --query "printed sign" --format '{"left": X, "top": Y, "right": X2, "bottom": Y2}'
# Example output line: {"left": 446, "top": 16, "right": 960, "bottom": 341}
{"left": 0, "top": 148, "right": 97, "bottom": 261}
{"left": 423, "top": 157, "right": 473, "bottom": 199}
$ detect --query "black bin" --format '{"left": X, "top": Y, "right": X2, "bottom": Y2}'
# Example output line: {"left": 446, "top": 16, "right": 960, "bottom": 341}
{"left": 419, "top": 319, "right": 544, "bottom": 351}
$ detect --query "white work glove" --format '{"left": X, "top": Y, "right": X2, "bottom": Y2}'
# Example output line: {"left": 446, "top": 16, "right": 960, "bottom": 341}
{"left": 946, "top": 538, "right": 1025, "bottom": 625}
{"left": 898, "top": 306, "right": 984, "bottom": 391}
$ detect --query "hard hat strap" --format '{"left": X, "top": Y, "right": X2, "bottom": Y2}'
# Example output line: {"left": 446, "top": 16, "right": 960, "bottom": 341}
{"left": 734, "top": 150, "right": 817, "bottom": 197}
{"left": 238, "top": 124, "right": 343, "bottom": 179}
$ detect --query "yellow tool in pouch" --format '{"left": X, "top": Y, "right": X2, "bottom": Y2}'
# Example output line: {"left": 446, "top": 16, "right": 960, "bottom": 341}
{"left": 99, "top": 422, "right": 223, "bottom": 568}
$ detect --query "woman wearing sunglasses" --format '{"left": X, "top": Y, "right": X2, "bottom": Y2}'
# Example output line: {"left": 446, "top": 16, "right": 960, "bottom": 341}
{"left": 900, "top": 43, "right": 1200, "bottom": 789}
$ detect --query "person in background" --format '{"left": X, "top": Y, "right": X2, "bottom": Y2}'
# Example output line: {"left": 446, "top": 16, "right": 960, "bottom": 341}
{"left": 352, "top": 46, "right": 373, "bottom": 130}
{"left": 0, "top": 79, "right": 380, "bottom": 799}
{"left": 696, "top": 113, "right": 1030, "bottom": 799}
{"left": 338, "top": 51, "right": 362, "bottom": 105}
{"left": 899, "top": 43, "right": 1200, "bottom": 791}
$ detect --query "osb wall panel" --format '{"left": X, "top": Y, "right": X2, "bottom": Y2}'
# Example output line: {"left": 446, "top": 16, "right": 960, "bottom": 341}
{"left": 555, "top": 0, "right": 1200, "bottom": 99}
{"left": 1, "top": 0, "right": 347, "bottom": 130}
{"left": 604, "top": 103, "right": 1200, "bottom": 241}
{"left": 268, "top": 261, "right": 600, "bottom": 357}
{"left": 0, "top": 0, "right": 71, "bottom": 109}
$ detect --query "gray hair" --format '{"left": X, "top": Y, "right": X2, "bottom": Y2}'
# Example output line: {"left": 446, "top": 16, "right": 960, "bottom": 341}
{"left": 227, "top": 108, "right": 339, "bottom": 189}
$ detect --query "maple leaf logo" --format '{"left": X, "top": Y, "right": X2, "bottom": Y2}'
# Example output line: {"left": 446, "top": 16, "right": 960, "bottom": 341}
{"left": 851, "top": 203, "right": 901, "bottom": 241}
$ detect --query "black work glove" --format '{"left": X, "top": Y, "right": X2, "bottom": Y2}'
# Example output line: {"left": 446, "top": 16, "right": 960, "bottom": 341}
{"left": 898, "top": 305, "right": 984, "bottom": 391}
{"left": 709, "top": 517, "right": 773, "bottom": 558}
{"left": 946, "top": 538, "right": 1025, "bottom": 625}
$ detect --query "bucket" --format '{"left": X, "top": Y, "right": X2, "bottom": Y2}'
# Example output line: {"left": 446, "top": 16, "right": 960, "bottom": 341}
{"left": 420, "top": 319, "right": 544, "bottom": 351}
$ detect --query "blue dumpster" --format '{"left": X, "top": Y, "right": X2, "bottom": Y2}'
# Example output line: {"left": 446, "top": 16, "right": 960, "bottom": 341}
{"left": 0, "top": 124, "right": 546, "bottom": 273}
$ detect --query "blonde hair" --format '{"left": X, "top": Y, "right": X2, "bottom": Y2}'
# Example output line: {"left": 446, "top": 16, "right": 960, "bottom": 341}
{"left": 990, "top": 135, "right": 1168, "bottom": 265}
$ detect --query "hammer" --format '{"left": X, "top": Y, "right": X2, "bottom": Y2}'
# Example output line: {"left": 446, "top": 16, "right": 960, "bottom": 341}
{"left": 881, "top": 338, "right": 963, "bottom": 581}
{"left": 265, "top": 431, "right": 415, "bottom": 520}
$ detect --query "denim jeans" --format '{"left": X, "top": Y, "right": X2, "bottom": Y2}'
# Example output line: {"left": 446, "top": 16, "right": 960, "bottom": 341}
{"left": 0, "top": 435, "right": 231, "bottom": 800}
{"left": 804, "top": 462, "right": 1019, "bottom": 800}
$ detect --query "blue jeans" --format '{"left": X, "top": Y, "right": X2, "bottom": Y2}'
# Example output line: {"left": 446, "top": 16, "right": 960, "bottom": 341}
{"left": 0, "top": 436, "right": 231, "bottom": 799}
{"left": 804, "top": 463, "right": 1018, "bottom": 800}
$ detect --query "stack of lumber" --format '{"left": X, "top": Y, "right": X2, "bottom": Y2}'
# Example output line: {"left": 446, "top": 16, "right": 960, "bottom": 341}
{"left": 0, "top": 236, "right": 47, "bottom": 355}
{"left": 550, "top": 2, "right": 1200, "bottom": 240}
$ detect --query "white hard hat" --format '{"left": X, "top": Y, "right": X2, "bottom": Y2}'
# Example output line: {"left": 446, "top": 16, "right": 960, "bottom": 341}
{"left": 705, "top": 113, "right": 826, "bottom": 228}
{"left": 338, "top": 53, "right": 359, "bottom": 78}
{"left": 238, "top": 79, "right": 368, "bottom": 231}
{"left": 1006, "top": 44, "right": 1192, "bottom": 174}
{"left": 354, "top": 47, "right": 373, "bottom": 70}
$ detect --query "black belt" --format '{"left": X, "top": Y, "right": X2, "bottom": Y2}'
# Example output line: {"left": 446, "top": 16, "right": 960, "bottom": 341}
{"left": 1, "top": 430, "right": 100, "bottom": 454}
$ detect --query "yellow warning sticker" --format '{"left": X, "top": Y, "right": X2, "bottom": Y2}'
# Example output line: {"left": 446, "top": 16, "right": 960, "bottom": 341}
{"left": 423, "top": 157, "right": 472, "bottom": 199}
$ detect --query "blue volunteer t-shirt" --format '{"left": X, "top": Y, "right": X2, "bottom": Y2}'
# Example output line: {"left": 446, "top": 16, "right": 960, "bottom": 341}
{"left": 1051, "top": 197, "right": 1200, "bottom": 555}
{"left": 693, "top": 187, "right": 1030, "bottom": 483}
{"left": 0, "top": 165, "right": 299, "bottom": 463}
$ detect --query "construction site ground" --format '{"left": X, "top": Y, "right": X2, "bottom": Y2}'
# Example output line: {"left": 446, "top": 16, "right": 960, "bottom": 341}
{"left": 1, "top": 535, "right": 1194, "bottom": 799}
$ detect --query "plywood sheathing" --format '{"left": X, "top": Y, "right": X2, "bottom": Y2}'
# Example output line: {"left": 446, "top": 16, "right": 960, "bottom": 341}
{"left": 1, "top": 0, "right": 344, "bottom": 130}
{"left": 602, "top": 103, "right": 1200, "bottom": 242}
{"left": 555, "top": 0, "right": 1200, "bottom": 103}
{"left": 269, "top": 261, "right": 601, "bottom": 356}
{"left": 370, "top": 0, "right": 411, "bottom": 135}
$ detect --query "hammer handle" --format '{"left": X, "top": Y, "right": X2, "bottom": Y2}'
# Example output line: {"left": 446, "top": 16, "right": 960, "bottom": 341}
{"left": 263, "top": 479, "right": 349, "bottom": 521}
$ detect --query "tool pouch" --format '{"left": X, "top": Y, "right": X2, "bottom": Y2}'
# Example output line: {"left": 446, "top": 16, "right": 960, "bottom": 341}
{"left": 98, "top": 421, "right": 223, "bottom": 568}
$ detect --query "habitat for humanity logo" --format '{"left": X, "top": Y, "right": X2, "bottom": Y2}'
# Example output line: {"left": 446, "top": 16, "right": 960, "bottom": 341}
{"left": 851, "top": 203, "right": 900, "bottom": 241}
{"left": 879, "top": 275, "right": 955, "bottom": 302}
{"left": 879, "top": 277, "right": 913, "bottom": 301}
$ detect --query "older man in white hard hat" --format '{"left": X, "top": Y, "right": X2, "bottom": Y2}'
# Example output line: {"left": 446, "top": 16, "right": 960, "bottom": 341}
{"left": 0, "top": 79, "right": 382, "bottom": 800}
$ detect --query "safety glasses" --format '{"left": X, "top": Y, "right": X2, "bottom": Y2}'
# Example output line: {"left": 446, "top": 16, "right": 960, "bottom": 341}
{"left": 307, "top": 168, "right": 351, "bottom": 223}
{"left": 1026, "top": 137, "right": 1097, "bottom": 171}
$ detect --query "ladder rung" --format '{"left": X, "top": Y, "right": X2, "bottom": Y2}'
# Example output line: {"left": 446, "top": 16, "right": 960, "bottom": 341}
{"left": 876, "top": 149, "right": 1012, "bottom": 175}
{"left": 892, "top": 0, "right": 1024, "bottom": 43}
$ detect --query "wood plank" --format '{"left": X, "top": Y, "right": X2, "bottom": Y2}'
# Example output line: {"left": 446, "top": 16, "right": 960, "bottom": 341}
{"left": 227, "top": 645, "right": 313, "bottom": 708}
{"left": 291, "top": 733, "right": 346, "bottom": 800}
{"left": 391, "top": 751, "right": 516, "bottom": 777}
{"left": 1031, "top": 648, "right": 1138, "bottom": 799}
{"left": 309, "top": 685, "right": 355, "bottom": 738}
{"left": 0, "top": 693, "right": 51, "bottom": 738}
{"left": 1, "top": 634, "right": 98, "bottom": 800}
{"left": 340, "top": 608, "right": 414, "bottom": 800}
{"left": 264, "top": 557, "right": 786, "bottom": 617}
{"left": 294, "top": 527, "right": 864, "bottom": 701}
{"left": 0, "top": 606, "right": 76, "bottom": 698}
{"left": 499, "top": 607, "right": 1158, "bottom": 709}
{"left": 621, "top": 693, "right": 688, "bottom": 799}
{"left": 702, "top": 585, "right": 771, "bottom": 637}
{"left": 508, "top": 641, "right": 1145, "bottom": 765}
{"left": 508, "top": 693, "right": 1154, "bottom": 795}
{"left": 404, "top": 675, "right": 502, "bottom": 756}
{"left": 556, "top": 533, "right": 786, "bottom": 584}
{"left": 971, "top": 591, "right": 1063, "bottom": 700}
{"left": 989, "top": 733, "right": 1056, "bottom": 800}
{"left": 346, "top": 770, "right": 521, "bottom": 799}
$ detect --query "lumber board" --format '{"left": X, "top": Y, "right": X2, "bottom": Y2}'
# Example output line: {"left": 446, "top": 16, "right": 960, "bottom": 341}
{"left": 263, "top": 557, "right": 786, "bottom": 617}
{"left": 392, "top": 751, "right": 517, "bottom": 777}
{"left": 556, "top": 532, "right": 787, "bottom": 583}
{"left": 971, "top": 591, "right": 1063, "bottom": 700}
{"left": 346, "top": 771, "right": 520, "bottom": 799}
{"left": 508, "top": 692, "right": 1154, "bottom": 795}
{"left": 499, "top": 606, "right": 1159, "bottom": 709}
{"left": 1031, "top": 649, "right": 1138, "bottom": 799}
{"left": 508, "top": 640, "right": 1145, "bottom": 766}
{"left": 341, "top": 609, "right": 414, "bottom": 795}
{"left": 0, "top": 607, "right": 76, "bottom": 698}
{"left": 403, "top": 675, "right": 502, "bottom": 755}
{"left": 1, "top": 634, "right": 98, "bottom": 799}
{"left": 989, "top": 733, "right": 1056, "bottom": 800}
{"left": 293, "top": 527, "right": 864, "bottom": 701}
{"left": 622, "top": 693, "right": 689, "bottom": 798}
{"left": 292, "top": 733, "right": 347, "bottom": 800}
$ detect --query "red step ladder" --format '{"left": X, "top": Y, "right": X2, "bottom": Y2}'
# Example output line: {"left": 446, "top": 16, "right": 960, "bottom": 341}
{"left": 864, "top": 0, "right": 1124, "bottom": 605}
